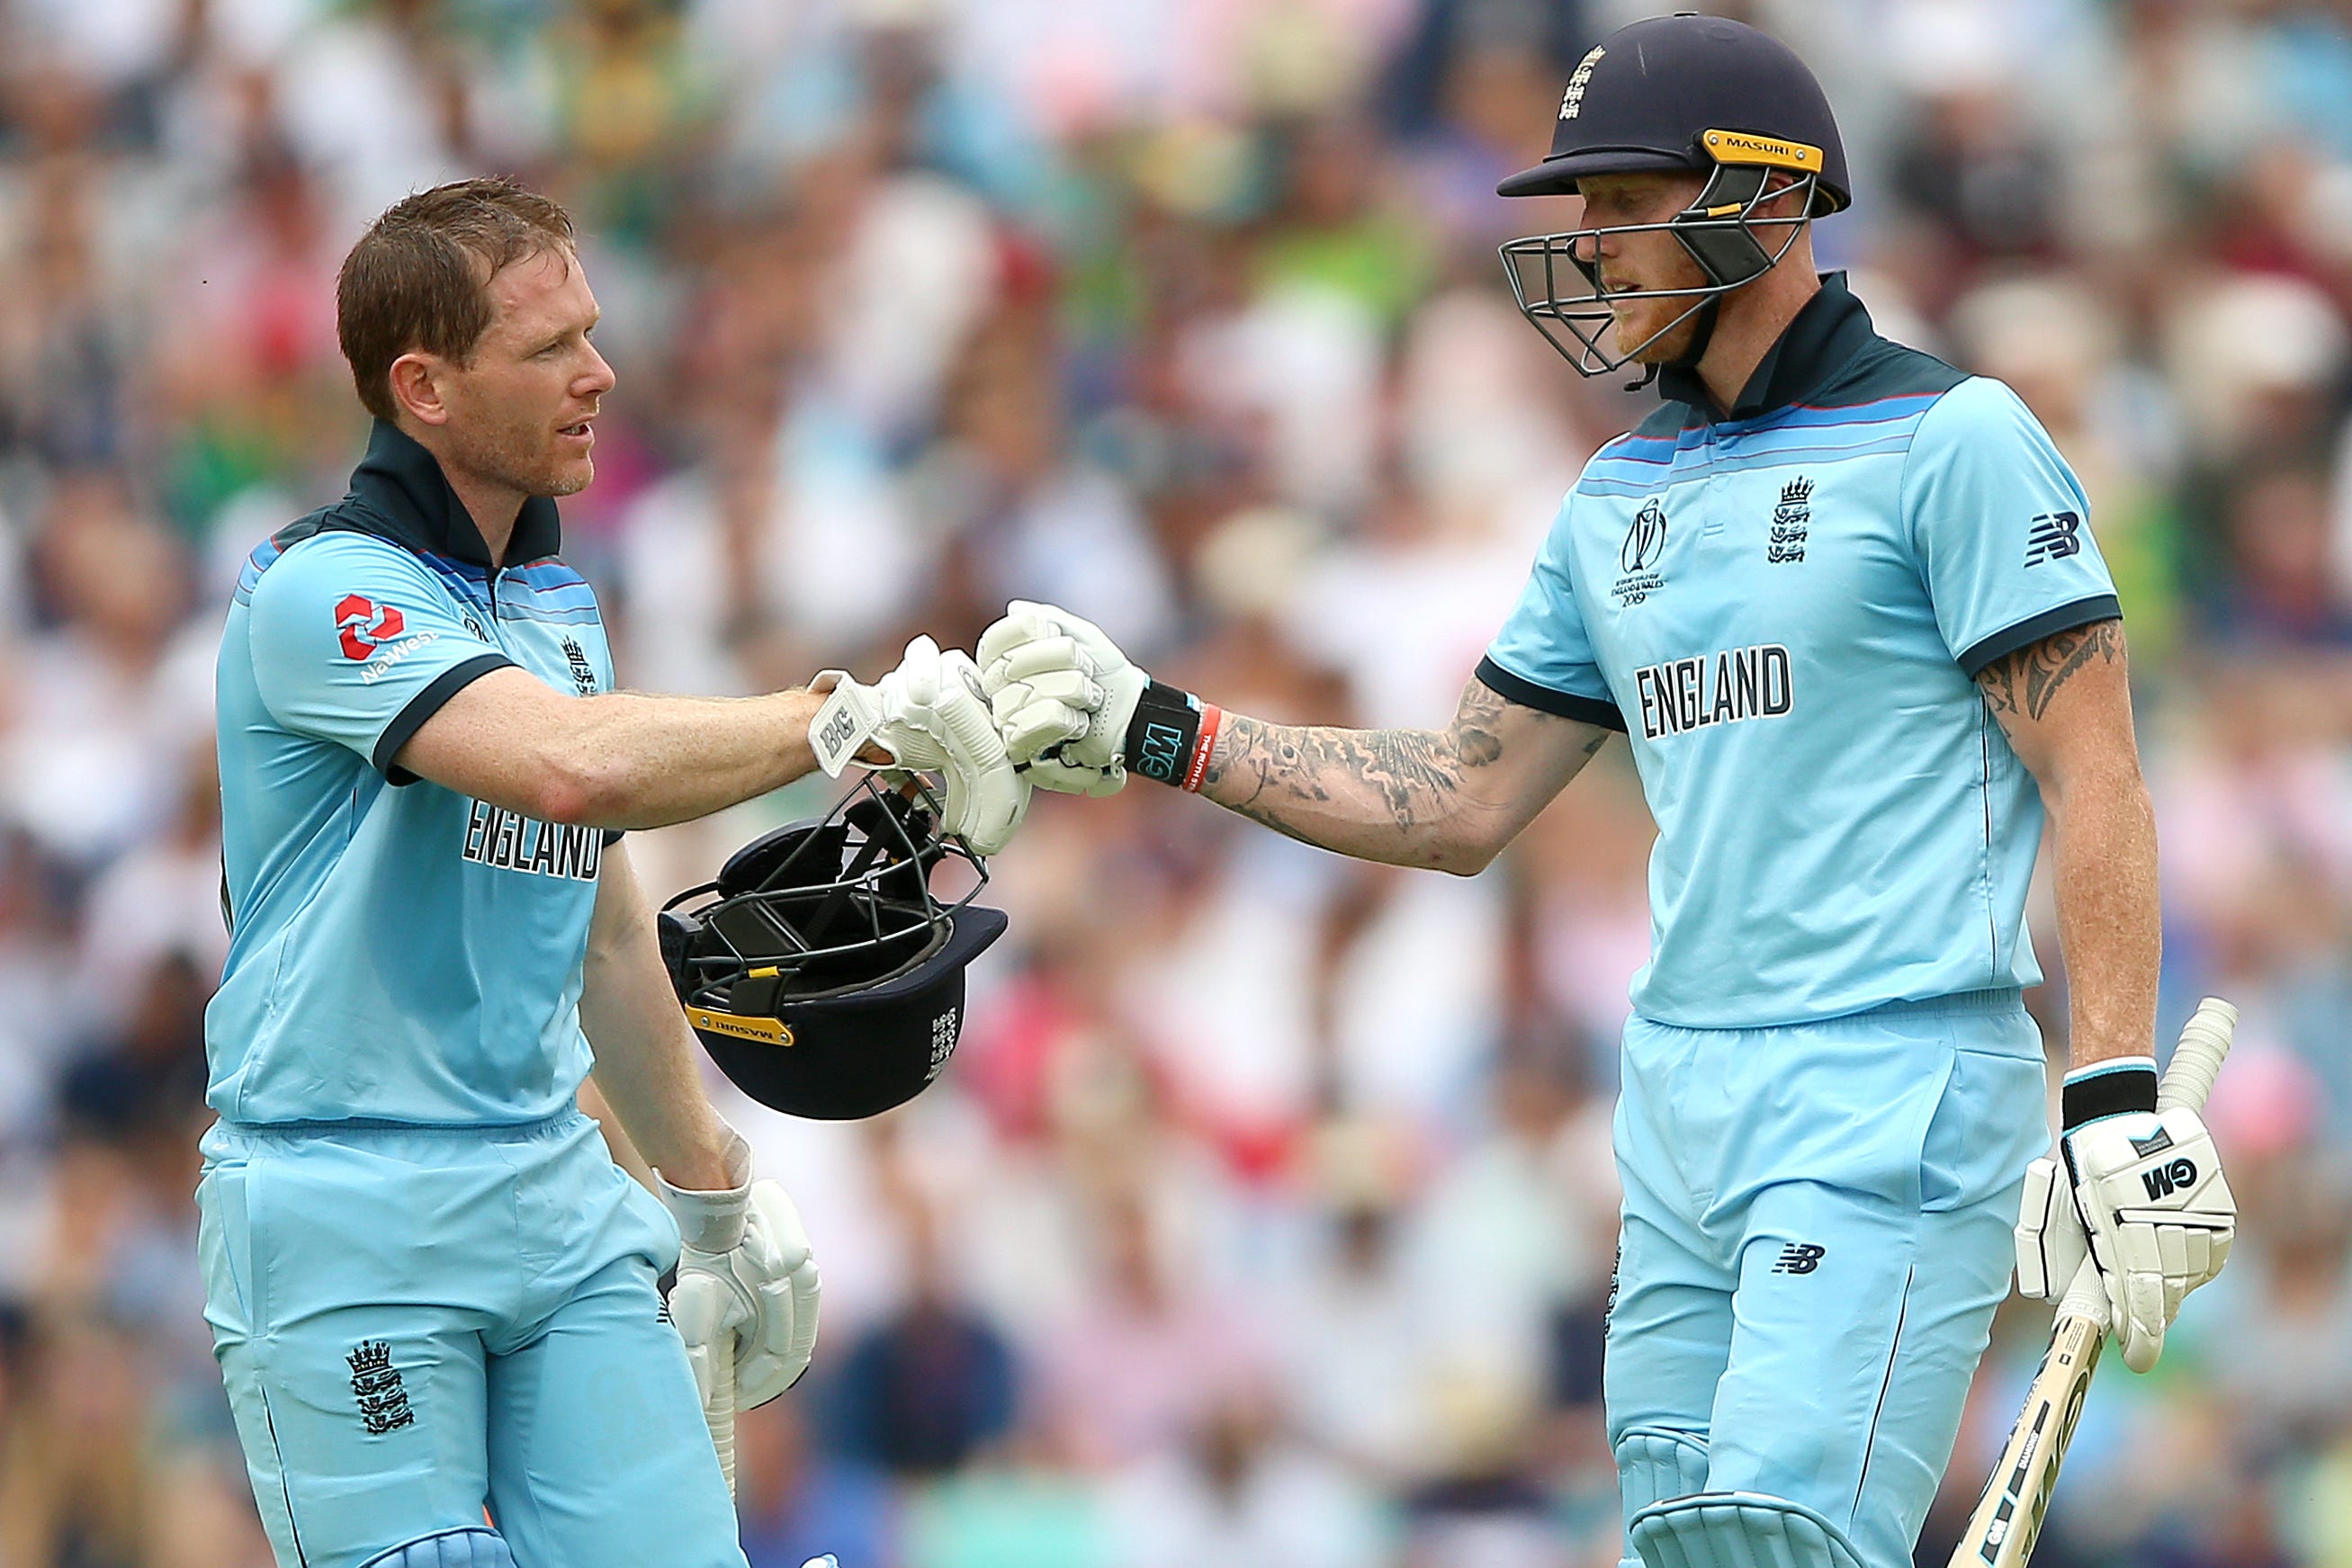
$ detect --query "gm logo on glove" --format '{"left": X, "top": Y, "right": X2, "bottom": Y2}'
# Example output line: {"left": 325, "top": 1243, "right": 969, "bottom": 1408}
{"left": 2142, "top": 1158, "right": 2197, "bottom": 1202}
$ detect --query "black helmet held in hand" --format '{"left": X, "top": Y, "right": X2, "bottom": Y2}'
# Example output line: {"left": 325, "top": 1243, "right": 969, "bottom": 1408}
{"left": 659, "top": 776, "right": 1008, "bottom": 1120}
{"left": 1497, "top": 13, "right": 1849, "bottom": 378}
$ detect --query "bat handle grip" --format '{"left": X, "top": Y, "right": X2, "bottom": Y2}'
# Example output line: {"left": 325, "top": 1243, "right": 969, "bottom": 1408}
{"left": 709, "top": 1327, "right": 738, "bottom": 1499}
{"left": 2158, "top": 997, "right": 2237, "bottom": 1114}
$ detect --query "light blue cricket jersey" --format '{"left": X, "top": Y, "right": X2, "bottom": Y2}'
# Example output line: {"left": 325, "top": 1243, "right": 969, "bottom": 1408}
{"left": 208, "top": 421, "right": 619, "bottom": 1125}
{"left": 1481, "top": 276, "right": 2119, "bottom": 1029}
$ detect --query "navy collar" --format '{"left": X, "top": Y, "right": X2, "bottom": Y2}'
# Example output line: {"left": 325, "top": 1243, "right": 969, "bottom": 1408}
{"left": 1657, "top": 273, "right": 1877, "bottom": 426}
{"left": 343, "top": 419, "right": 563, "bottom": 568}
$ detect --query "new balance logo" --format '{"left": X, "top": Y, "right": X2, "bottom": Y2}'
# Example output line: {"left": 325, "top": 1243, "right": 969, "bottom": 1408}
{"left": 1773, "top": 1242, "right": 1826, "bottom": 1275}
{"left": 2024, "top": 511, "right": 2083, "bottom": 565}
{"left": 2141, "top": 1158, "right": 2198, "bottom": 1202}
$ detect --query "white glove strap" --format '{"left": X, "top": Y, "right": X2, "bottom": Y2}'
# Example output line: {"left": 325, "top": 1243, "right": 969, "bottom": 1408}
{"left": 653, "top": 1126, "right": 754, "bottom": 1254}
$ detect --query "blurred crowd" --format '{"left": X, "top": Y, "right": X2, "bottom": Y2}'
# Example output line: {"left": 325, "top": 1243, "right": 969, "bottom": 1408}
{"left": 0, "top": 0, "right": 2349, "bottom": 1564}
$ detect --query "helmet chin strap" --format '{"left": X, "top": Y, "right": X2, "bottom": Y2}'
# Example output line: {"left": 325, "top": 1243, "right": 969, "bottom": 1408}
{"left": 1624, "top": 295, "right": 1720, "bottom": 393}
{"left": 1678, "top": 295, "right": 1723, "bottom": 367}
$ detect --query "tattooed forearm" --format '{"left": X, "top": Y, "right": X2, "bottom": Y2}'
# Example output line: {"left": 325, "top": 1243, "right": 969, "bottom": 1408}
{"left": 1210, "top": 721, "right": 1466, "bottom": 841}
{"left": 1977, "top": 620, "right": 2123, "bottom": 723}
{"left": 1195, "top": 677, "right": 1604, "bottom": 872}
{"left": 1971, "top": 615, "right": 2158, "bottom": 1064}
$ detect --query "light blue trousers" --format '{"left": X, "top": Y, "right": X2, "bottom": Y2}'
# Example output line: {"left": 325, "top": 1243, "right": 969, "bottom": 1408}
{"left": 1607, "top": 991, "right": 2047, "bottom": 1568}
{"left": 196, "top": 1112, "right": 748, "bottom": 1568}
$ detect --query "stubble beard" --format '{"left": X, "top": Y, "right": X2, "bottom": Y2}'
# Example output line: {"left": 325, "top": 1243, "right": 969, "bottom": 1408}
{"left": 1617, "top": 300, "right": 1704, "bottom": 365}
{"left": 448, "top": 416, "right": 589, "bottom": 501}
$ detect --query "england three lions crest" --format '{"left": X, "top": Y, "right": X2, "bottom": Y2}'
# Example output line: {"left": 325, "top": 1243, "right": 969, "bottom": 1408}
{"left": 347, "top": 1340, "right": 416, "bottom": 1435}
{"left": 1768, "top": 476, "right": 1810, "bottom": 564}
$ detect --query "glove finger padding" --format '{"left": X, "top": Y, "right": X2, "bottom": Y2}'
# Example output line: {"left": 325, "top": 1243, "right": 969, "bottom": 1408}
{"left": 975, "top": 604, "right": 1068, "bottom": 676}
{"left": 733, "top": 1181, "right": 821, "bottom": 1409}
{"left": 995, "top": 694, "right": 1091, "bottom": 763}
{"left": 929, "top": 650, "right": 1028, "bottom": 856}
{"left": 2013, "top": 1155, "right": 2086, "bottom": 1302}
{"left": 983, "top": 635, "right": 1100, "bottom": 693}
{"left": 667, "top": 1270, "right": 747, "bottom": 1409}
{"left": 1025, "top": 752, "right": 1128, "bottom": 797}
{"left": 2106, "top": 1240, "right": 2168, "bottom": 1374}
{"left": 996, "top": 666, "right": 1105, "bottom": 715}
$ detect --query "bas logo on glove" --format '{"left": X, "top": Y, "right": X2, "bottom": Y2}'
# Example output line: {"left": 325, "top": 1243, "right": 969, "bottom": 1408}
{"left": 658, "top": 776, "right": 1008, "bottom": 1119}
{"left": 809, "top": 634, "right": 1029, "bottom": 856}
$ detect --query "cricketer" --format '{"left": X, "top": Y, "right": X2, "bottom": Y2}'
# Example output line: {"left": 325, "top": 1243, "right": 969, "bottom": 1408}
{"left": 979, "top": 16, "right": 2239, "bottom": 1568}
{"left": 199, "top": 179, "right": 1023, "bottom": 1568}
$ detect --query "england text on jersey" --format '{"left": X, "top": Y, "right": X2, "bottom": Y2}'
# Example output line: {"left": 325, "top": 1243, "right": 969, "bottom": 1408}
{"left": 462, "top": 801, "right": 606, "bottom": 881}
{"left": 1633, "top": 644, "right": 1792, "bottom": 740}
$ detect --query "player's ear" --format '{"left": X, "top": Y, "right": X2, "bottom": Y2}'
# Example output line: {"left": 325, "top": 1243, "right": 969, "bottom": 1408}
{"left": 389, "top": 351, "right": 452, "bottom": 428}
{"left": 1755, "top": 171, "right": 1812, "bottom": 220}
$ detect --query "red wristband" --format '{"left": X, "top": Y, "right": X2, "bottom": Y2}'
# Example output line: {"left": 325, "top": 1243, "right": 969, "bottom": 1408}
{"left": 1180, "top": 703, "right": 1223, "bottom": 793}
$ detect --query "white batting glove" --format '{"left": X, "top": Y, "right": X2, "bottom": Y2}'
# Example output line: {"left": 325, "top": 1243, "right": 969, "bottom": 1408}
{"left": 2034, "top": 1058, "right": 2235, "bottom": 1373}
{"left": 809, "top": 635, "right": 1030, "bottom": 854}
{"left": 661, "top": 1171, "right": 823, "bottom": 1411}
{"left": 976, "top": 601, "right": 1145, "bottom": 796}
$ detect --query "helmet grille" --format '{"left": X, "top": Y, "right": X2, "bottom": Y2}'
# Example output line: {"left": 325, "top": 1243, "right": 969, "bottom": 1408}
{"left": 663, "top": 773, "right": 985, "bottom": 1015}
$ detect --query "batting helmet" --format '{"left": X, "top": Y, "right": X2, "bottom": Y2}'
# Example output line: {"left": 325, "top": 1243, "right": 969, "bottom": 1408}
{"left": 659, "top": 776, "right": 1008, "bottom": 1120}
{"left": 1496, "top": 13, "right": 1848, "bottom": 377}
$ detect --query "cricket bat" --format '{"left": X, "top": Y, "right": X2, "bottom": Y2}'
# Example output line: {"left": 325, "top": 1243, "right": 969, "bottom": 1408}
{"left": 1945, "top": 996, "right": 2237, "bottom": 1568}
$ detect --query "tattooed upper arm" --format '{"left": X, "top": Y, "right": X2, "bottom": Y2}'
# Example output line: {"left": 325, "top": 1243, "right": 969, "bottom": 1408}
{"left": 1450, "top": 677, "right": 1509, "bottom": 767}
{"left": 1974, "top": 619, "right": 2124, "bottom": 724}
{"left": 1973, "top": 618, "right": 2141, "bottom": 793}
{"left": 1450, "top": 676, "right": 1611, "bottom": 766}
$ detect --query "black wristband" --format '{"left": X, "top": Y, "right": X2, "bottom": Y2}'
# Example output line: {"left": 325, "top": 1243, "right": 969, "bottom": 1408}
{"left": 1123, "top": 680, "right": 1206, "bottom": 787}
{"left": 2061, "top": 1058, "right": 2158, "bottom": 1132}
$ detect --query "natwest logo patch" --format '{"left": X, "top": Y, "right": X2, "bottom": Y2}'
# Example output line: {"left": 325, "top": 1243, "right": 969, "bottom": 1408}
{"left": 336, "top": 595, "right": 407, "bottom": 660}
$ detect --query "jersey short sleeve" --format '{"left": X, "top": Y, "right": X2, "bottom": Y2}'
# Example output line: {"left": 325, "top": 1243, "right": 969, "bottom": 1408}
{"left": 1901, "top": 376, "right": 2121, "bottom": 676}
{"left": 1480, "top": 494, "right": 1626, "bottom": 730}
{"left": 246, "top": 533, "right": 516, "bottom": 777}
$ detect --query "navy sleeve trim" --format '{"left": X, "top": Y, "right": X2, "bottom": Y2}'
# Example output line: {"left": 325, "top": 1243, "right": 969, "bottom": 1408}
{"left": 1475, "top": 656, "right": 1627, "bottom": 732}
{"left": 374, "top": 652, "right": 518, "bottom": 783}
{"left": 602, "top": 829, "right": 625, "bottom": 847}
{"left": 1957, "top": 596, "right": 2122, "bottom": 678}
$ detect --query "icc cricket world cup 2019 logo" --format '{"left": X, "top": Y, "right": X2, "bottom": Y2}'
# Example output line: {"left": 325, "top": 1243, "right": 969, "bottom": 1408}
{"left": 1613, "top": 497, "right": 1669, "bottom": 607}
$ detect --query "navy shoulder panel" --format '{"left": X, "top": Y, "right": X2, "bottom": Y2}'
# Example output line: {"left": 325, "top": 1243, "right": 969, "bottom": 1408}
{"left": 271, "top": 504, "right": 337, "bottom": 551}
{"left": 271, "top": 496, "right": 417, "bottom": 555}
{"left": 273, "top": 500, "right": 371, "bottom": 551}
{"left": 1809, "top": 335, "right": 1968, "bottom": 408}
